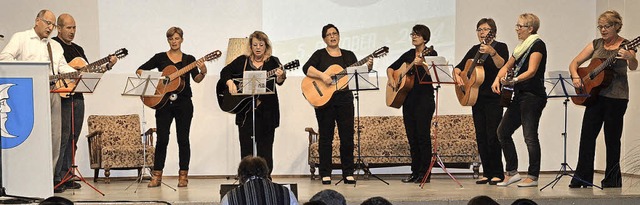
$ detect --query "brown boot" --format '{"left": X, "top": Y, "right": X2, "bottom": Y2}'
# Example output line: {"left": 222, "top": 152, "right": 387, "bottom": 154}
{"left": 178, "top": 170, "right": 188, "bottom": 187}
{"left": 148, "top": 170, "right": 162, "bottom": 187}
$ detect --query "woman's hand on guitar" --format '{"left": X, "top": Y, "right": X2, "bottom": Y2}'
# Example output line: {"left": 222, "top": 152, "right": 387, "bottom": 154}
{"left": 572, "top": 78, "right": 583, "bottom": 89}
{"left": 321, "top": 73, "right": 333, "bottom": 85}
{"left": 413, "top": 56, "right": 424, "bottom": 66}
{"left": 136, "top": 69, "right": 143, "bottom": 77}
{"left": 387, "top": 76, "right": 396, "bottom": 89}
{"left": 491, "top": 80, "right": 501, "bottom": 94}
{"left": 454, "top": 73, "right": 464, "bottom": 86}
{"left": 617, "top": 48, "right": 634, "bottom": 60}
{"left": 366, "top": 57, "right": 374, "bottom": 70}
{"left": 479, "top": 44, "right": 496, "bottom": 56}
{"left": 226, "top": 79, "right": 238, "bottom": 94}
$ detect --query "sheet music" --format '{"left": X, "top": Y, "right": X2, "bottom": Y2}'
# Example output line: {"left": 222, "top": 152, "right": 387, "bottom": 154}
{"left": 545, "top": 71, "right": 583, "bottom": 97}
{"left": 73, "top": 72, "right": 102, "bottom": 93}
{"left": 242, "top": 70, "right": 267, "bottom": 94}
{"left": 346, "top": 65, "right": 372, "bottom": 89}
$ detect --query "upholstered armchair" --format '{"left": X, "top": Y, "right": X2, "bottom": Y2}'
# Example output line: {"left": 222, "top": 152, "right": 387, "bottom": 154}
{"left": 86, "top": 114, "right": 155, "bottom": 183}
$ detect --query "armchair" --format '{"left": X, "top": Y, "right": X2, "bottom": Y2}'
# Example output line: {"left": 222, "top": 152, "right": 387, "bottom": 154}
{"left": 86, "top": 114, "right": 155, "bottom": 183}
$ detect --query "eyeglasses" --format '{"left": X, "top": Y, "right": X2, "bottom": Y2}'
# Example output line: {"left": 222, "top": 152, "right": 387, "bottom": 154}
{"left": 597, "top": 24, "right": 614, "bottom": 30}
{"left": 476, "top": 28, "right": 492, "bottom": 32}
{"left": 410, "top": 32, "right": 419, "bottom": 37}
{"left": 515, "top": 24, "right": 529, "bottom": 29}
{"left": 325, "top": 32, "right": 339, "bottom": 37}
{"left": 38, "top": 18, "right": 55, "bottom": 28}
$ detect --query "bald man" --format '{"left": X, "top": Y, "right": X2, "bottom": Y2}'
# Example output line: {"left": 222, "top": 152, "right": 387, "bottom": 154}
{"left": 0, "top": 9, "right": 76, "bottom": 193}
{"left": 51, "top": 13, "right": 117, "bottom": 192}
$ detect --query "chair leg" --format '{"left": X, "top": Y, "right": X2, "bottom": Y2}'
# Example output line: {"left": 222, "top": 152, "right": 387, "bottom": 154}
{"left": 94, "top": 169, "right": 99, "bottom": 182}
{"left": 105, "top": 168, "right": 111, "bottom": 184}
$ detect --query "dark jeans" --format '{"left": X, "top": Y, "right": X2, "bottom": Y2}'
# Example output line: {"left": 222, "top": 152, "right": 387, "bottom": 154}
{"left": 154, "top": 98, "right": 194, "bottom": 171}
{"left": 238, "top": 109, "right": 276, "bottom": 176}
{"left": 402, "top": 93, "right": 435, "bottom": 176}
{"left": 572, "top": 96, "right": 627, "bottom": 187}
{"left": 472, "top": 98, "right": 504, "bottom": 179}
{"left": 316, "top": 99, "right": 355, "bottom": 178}
{"left": 497, "top": 92, "right": 546, "bottom": 178}
{"left": 55, "top": 96, "right": 84, "bottom": 182}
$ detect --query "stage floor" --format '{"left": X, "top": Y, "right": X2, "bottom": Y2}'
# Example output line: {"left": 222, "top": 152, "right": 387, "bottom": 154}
{"left": 54, "top": 173, "right": 640, "bottom": 205}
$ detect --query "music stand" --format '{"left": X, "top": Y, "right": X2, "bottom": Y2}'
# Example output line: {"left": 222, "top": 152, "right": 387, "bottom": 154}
{"left": 232, "top": 71, "right": 276, "bottom": 157}
{"left": 539, "top": 71, "right": 602, "bottom": 190}
{"left": 122, "top": 72, "right": 176, "bottom": 192}
{"left": 51, "top": 72, "right": 106, "bottom": 196}
{"left": 416, "top": 57, "right": 463, "bottom": 188}
{"left": 332, "top": 65, "right": 387, "bottom": 186}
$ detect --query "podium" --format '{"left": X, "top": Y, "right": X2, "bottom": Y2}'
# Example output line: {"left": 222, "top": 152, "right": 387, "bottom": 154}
{"left": 0, "top": 62, "right": 54, "bottom": 200}
{"left": 122, "top": 72, "right": 175, "bottom": 192}
{"left": 334, "top": 66, "right": 386, "bottom": 186}
{"left": 416, "top": 57, "right": 463, "bottom": 188}
{"left": 539, "top": 71, "right": 601, "bottom": 190}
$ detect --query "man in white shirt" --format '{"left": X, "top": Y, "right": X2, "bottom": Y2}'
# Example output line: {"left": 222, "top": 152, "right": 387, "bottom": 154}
{"left": 0, "top": 9, "right": 76, "bottom": 193}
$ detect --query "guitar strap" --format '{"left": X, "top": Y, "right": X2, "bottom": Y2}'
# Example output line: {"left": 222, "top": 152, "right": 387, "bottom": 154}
{"left": 514, "top": 39, "right": 540, "bottom": 76}
{"left": 47, "top": 42, "right": 56, "bottom": 75}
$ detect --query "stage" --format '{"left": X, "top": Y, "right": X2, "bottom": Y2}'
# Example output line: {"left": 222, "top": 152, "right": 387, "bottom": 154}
{"left": 46, "top": 172, "right": 640, "bottom": 205}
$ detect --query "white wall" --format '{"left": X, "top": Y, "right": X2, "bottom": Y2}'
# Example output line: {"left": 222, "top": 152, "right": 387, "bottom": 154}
{"left": 1, "top": 0, "right": 639, "bottom": 179}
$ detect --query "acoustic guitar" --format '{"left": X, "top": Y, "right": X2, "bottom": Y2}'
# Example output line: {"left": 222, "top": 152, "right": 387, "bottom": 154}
{"left": 50, "top": 48, "right": 128, "bottom": 96}
{"left": 141, "top": 50, "right": 222, "bottom": 109}
{"left": 385, "top": 45, "right": 434, "bottom": 108}
{"left": 216, "top": 59, "right": 300, "bottom": 114}
{"left": 455, "top": 32, "right": 495, "bottom": 106}
{"left": 571, "top": 36, "right": 640, "bottom": 106}
{"left": 499, "top": 66, "right": 515, "bottom": 107}
{"left": 301, "top": 46, "right": 389, "bottom": 108}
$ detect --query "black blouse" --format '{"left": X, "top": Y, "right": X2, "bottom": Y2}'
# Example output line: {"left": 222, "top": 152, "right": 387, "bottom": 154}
{"left": 514, "top": 40, "right": 547, "bottom": 98}
{"left": 455, "top": 41, "right": 509, "bottom": 99}
{"left": 388, "top": 48, "right": 439, "bottom": 97}
{"left": 138, "top": 52, "right": 200, "bottom": 99}
{"left": 220, "top": 55, "right": 284, "bottom": 128}
{"left": 302, "top": 48, "right": 357, "bottom": 105}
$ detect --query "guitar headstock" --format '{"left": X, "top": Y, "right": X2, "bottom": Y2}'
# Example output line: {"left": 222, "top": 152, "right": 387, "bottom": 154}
{"left": 114, "top": 48, "right": 128, "bottom": 59}
{"left": 371, "top": 46, "right": 389, "bottom": 58}
{"left": 283, "top": 59, "right": 300, "bottom": 71}
{"left": 205, "top": 50, "right": 223, "bottom": 62}
{"left": 483, "top": 31, "right": 495, "bottom": 45}
{"left": 625, "top": 36, "right": 640, "bottom": 50}
{"left": 421, "top": 45, "right": 435, "bottom": 57}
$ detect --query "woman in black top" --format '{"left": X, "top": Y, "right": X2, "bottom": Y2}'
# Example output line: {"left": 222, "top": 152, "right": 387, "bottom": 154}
{"left": 491, "top": 13, "right": 547, "bottom": 187}
{"left": 302, "top": 24, "right": 372, "bottom": 185}
{"left": 220, "top": 31, "right": 286, "bottom": 178}
{"left": 386, "top": 24, "right": 436, "bottom": 183}
{"left": 136, "top": 27, "right": 207, "bottom": 188}
{"left": 454, "top": 18, "right": 508, "bottom": 185}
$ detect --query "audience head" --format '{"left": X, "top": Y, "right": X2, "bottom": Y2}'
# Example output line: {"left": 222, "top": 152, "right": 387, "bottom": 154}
{"left": 309, "top": 189, "right": 347, "bottom": 205}
{"left": 511, "top": 198, "right": 537, "bottom": 205}
{"left": 237, "top": 156, "right": 270, "bottom": 184}
{"left": 361, "top": 196, "right": 392, "bottom": 205}
{"left": 39, "top": 196, "right": 74, "bottom": 205}
{"left": 468, "top": 195, "right": 499, "bottom": 205}
{"left": 303, "top": 201, "right": 327, "bottom": 205}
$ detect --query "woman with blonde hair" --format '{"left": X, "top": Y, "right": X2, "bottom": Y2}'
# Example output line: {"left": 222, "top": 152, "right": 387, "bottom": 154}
{"left": 568, "top": 10, "right": 637, "bottom": 188}
{"left": 220, "top": 31, "right": 287, "bottom": 178}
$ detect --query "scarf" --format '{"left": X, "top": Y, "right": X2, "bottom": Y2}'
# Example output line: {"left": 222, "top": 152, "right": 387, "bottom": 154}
{"left": 512, "top": 34, "right": 540, "bottom": 60}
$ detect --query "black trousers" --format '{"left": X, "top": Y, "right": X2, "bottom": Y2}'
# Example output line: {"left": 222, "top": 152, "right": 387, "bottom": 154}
{"left": 402, "top": 93, "right": 434, "bottom": 176}
{"left": 153, "top": 98, "right": 194, "bottom": 171}
{"left": 316, "top": 99, "right": 355, "bottom": 178}
{"left": 238, "top": 109, "right": 276, "bottom": 176}
{"left": 472, "top": 98, "right": 504, "bottom": 180}
{"left": 572, "top": 96, "right": 627, "bottom": 187}
{"left": 497, "top": 92, "right": 546, "bottom": 178}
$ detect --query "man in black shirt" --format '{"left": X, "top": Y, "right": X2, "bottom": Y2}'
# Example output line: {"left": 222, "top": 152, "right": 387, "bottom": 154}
{"left": 52, "top": 13, "right": 117, "bottom": 193}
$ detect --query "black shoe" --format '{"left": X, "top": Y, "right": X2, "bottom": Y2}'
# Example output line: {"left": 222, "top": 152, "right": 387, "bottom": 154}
{"left": 344, "top": 176, "right": 356, "bottom": 184}
{"left": 568, "top": 183, "right": 588, "bottom": 188}
{"left": 321, "top": 176, "right": 331, "bottom": 185}
{"left": 601, "top": 182, "right": 621, "bottom": 188}
{"left": 54, "top": 185, "right": 66, "bottom": 193}
{"left": 65, "top": 181, "right": 82, "bottom": 189}
{"left": 476, "top": 177, "right": 490, "bottom": 184}
{"left": 488, "top": 177, "right": 503, "bottom": 185}
{"left": 401, "top": 174, "right": 418, "bottom": 183}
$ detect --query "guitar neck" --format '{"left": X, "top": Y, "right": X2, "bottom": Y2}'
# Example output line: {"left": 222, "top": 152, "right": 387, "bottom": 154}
{"left": 50, "top": 71, "right": 81, "bottom": 80}
{"left": 169, "top": 58, "right": 205, "bottom": 80}
{"left": 350, "top": 54, "right": 374, "bottom": 67}
{"left": 83, "top": 56, "right": 111, "bottom": 72}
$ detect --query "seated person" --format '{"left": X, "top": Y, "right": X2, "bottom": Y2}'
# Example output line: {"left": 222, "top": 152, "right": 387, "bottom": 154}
{"left": 221, "top": 156, "right": 298, "bottom": 205}
{"left": 308, "top": 189, "right": 347, "bottom": 205}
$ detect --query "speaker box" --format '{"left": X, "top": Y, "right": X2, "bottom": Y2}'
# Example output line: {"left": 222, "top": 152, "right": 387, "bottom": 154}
{"left": 220, "top": 183, "right": 298, "bottom": 200}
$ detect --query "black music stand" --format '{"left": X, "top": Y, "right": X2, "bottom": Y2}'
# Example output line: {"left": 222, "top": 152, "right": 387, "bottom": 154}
{"left": 51, "top": 73, "right": 106, "bottom": 196}
{"left": 539, "top": 71, "right": 602, "bottom": 191}
{"left": 122, "top": 72, "right": 176, "bottom": 192}
{"left": 332, "top": 66, "right": 387, "bottom": 186}
{"left": 416, "top": 57, "right": 464, "bottom": 188}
